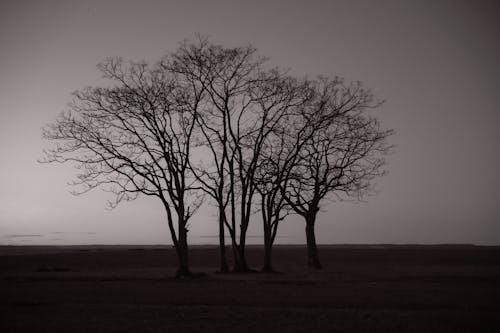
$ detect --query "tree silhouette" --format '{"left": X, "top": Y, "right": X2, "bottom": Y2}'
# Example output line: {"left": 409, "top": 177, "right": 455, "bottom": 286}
{"left": 163, "top": 39, "right": 265, "bottom": 271}
{"left": 41, "top": 58, "right": 202, "bottom": 277}
{"left": 41, "top": 38, "right": 393, "bottom": 274}
{"left": 254, "top": 77, "right": 356, "bottom": 271}
{"left": 282, "top": 77, "right": 394, "bottom": 268}
{"left": 165, "top": 38, "right": 309, "bottom": 272}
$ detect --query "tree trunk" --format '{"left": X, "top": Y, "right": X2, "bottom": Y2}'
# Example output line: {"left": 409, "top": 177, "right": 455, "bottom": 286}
{"left": 163, "top": 202, "right": 191, "bottom": 278}
{"left": 262, "top": 216, "right": 274, "bottom": 272}
{"left": 236, "top": 219, "right": 249, "bottom": 271}
{"left": 233, "top": 244, "right": 249, "bottom": 272}
{"left": 175, "top": 224, "right": 192, "bottom": 278}
{"left": 218, "top": 209, "right": 229, "bottom": 273}
{"left": 239, "top": 246, "right": 249, "bottom": 271}
{"left": 305, "top": 216, "right": 322, "bottom": 269}
{"left": 234, "top": 218, "right": 250, "bottom": 272}
{"left": 232, "top": 243, "right": 243, "bottom": 272}
{"left": 262, "top": 237, "right": 274, "bottom": 272}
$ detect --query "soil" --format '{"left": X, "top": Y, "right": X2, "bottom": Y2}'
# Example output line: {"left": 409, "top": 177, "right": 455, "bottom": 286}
{"left": 1, "top": 244, "right": 499, "bottom": 332}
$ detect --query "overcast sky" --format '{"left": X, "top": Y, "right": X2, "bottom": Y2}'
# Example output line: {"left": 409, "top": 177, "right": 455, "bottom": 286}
{"left": 1, "top": 0, "right": 499, "bottom": 245}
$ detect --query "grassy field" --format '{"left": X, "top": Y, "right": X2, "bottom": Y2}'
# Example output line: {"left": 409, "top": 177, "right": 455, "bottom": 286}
{"left": 1, "top": 245, "right": 499, "bottom": 332}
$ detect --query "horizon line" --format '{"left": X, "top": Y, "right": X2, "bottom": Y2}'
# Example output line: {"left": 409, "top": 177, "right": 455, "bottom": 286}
{"left": 1, "top": 243, "right": 499, "bottom": 247}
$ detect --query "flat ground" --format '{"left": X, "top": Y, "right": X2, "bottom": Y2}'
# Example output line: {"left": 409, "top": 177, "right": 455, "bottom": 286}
{"left": 1, "top": 245, "right": 499, "bottom": 332}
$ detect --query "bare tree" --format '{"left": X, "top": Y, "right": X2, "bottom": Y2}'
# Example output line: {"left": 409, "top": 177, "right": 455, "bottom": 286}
{"left": 254, "top": 126, "right": 294, "bottom": 272}
{"left": 163, "top": 38, "right": 262, "bottom": 271}
{"left": 282, "top": 77, "right": 394, "bottom": 269}
{"left": 253, "top": 80, "right": 316, "bottom": 272}
{"left": 41, "top": 37, "right": 393, "bottom": 275}
{"left": 41, "top": 58, "right": 202, "bottom": 278}
{"left": 254, "top": 77, "right": 354, "bottom": 272}
{"left": 165, "top": 39, "right": 308, "bottom": 271}
{"left": 164, "top": 38, "right": 263, "bottom": 272}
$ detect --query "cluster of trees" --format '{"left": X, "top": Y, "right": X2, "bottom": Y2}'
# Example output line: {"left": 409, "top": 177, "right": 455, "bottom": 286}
{"left": 42, "top": 38, "right": 393, "bottom": 277}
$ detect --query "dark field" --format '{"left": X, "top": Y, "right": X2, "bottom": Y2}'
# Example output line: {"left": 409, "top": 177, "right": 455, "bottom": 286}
{"left": 1, "top": 245, "right": 500, "bottom": 332}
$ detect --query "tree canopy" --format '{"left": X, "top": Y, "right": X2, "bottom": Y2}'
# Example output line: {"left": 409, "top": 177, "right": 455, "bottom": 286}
{"left": 42, "top": 38, "right": 393, "bottom": 275}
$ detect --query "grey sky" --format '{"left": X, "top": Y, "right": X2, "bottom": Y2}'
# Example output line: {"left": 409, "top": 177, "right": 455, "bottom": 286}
{"left": 1, "top": 0, "right": 499, "bottom": 245}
